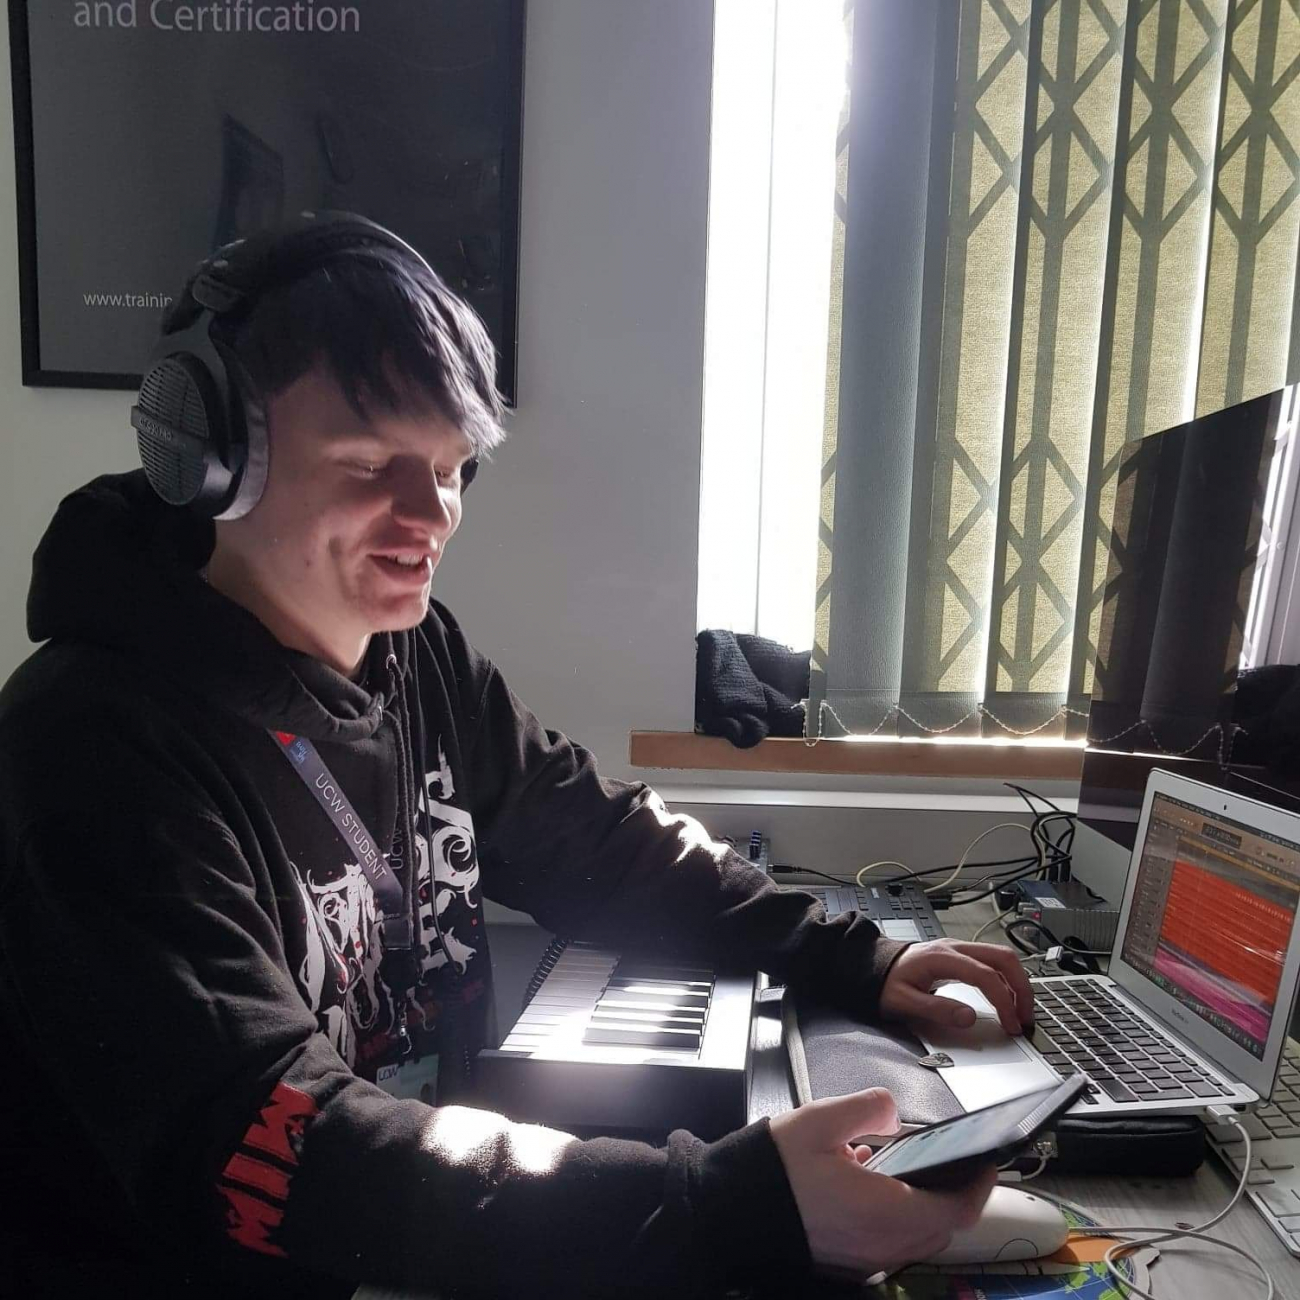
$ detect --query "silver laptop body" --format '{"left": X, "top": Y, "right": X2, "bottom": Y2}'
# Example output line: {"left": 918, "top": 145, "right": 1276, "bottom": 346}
{"left": 917, "top": 770, "right": 1300, "bottom": 1117}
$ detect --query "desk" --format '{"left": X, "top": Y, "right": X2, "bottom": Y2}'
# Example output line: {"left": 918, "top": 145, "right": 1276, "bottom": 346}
{"left": 747, "top": 901, "right": 1300, "bottom": 1299}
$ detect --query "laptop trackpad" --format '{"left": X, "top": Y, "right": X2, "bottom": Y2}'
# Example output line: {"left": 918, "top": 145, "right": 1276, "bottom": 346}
{"left": 915, "top": 983, "right": 1060, "bottom": 1111}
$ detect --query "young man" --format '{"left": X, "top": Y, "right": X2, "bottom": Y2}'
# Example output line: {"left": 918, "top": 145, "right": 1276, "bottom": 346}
{"left": 0, "top": 216, "right": 1032, "bottom": 1298}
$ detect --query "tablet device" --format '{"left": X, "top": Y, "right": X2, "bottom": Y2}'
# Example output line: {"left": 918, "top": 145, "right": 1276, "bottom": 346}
{"left": 862, "top": 1074, "right": 1087, "bottom": 1189}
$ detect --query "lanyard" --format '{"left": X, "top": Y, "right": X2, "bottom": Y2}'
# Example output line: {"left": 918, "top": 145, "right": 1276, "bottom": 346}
{"left": 269, "top": 729, "right": 414, "bottom": 950}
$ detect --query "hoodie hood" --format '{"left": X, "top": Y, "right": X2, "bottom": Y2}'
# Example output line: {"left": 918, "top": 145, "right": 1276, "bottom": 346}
{"left": 27, "top": 470, "right": 409, "bottom": 743}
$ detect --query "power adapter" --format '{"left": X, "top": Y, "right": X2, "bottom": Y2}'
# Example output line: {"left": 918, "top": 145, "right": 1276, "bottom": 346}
{"left": 1013, "top": 878, "right": 1120, "bottom": 952}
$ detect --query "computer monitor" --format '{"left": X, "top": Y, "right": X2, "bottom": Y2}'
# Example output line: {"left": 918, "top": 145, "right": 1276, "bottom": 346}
{"left": 1073, "top": 387, "right": 1291, "bottom": 905}
{"left": 1071, "top": 386, "right": 1300, "bottom": 1037}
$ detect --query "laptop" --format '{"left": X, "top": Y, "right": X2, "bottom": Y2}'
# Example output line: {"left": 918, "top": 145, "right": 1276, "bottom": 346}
{"left": 917, "top": 769, "right": 1300, "bottom": 1117}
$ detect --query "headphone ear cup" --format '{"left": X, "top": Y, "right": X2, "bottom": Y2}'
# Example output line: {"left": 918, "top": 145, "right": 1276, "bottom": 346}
{"left": 134, "top": 353, "right": 234, "bottom": 512}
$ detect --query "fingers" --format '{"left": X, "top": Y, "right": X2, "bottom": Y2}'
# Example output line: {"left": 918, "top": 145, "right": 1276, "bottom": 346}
{"left": 887, "top": 982, "right": 979, "bottom": 1029}
{"left": 794, "top": 1087, "right": 900, "bottom": 1150}
{"left": 951, "top": 941, "right": 1036, "bottom": 1027}
{"left": 946, "top": 953, "right": 1024, "bottom": 1034}
{"left": 896, "top": 945, "right": 1023, "bottom": 1034}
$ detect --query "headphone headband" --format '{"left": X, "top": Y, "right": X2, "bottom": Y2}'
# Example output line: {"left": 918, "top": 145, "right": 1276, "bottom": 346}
{"left": 163, "top": 210, "right": 430, "bottom": 332}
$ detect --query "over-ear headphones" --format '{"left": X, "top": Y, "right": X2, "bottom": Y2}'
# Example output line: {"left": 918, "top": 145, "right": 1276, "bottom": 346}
{"left": 131, "top": 210, "right": 437, "bottom": 521}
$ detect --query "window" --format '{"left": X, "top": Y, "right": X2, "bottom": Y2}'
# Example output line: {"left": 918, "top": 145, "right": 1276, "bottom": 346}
{"left": 696, "top": 0, "right": 844, "bottom": 652}
{"left": 699, "top": 0, "right": 1300, "bottom": 752}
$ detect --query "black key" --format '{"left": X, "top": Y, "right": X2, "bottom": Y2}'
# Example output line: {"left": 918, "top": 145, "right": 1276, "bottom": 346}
{"left": 1152, "top": 1084, "right": 1191, "bottom": 1098}
{"left": 1080, "top": 1093, "right": 1098, "bottom": 1104}
{"left": 1097, "top": 1076, "right": 1139, "bottom": 1102}
{"left": 1189, "top": 1081, "right": 1224, "bottom": 1097}
{"left": 1130, "top": 1081, "right": 1159, "bottom": 1095}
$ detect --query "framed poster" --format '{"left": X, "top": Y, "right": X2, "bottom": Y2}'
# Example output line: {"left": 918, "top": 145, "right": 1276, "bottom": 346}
{"left": 7, "top": 0, "right": 524, "bottom": 401}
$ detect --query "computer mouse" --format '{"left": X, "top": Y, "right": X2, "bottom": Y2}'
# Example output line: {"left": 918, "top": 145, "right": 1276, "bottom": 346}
{"left": 919, "top": 1185, "right": 1069, "bottom": 1265}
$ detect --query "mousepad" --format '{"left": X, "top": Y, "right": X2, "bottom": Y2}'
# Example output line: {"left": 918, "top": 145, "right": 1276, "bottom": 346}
{"left": 883, "top": 1196, "right": 1154, "bottom": 1298}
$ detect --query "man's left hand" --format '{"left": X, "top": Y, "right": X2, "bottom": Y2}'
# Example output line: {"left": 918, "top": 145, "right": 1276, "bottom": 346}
{"left": 879, "top": 938, "right": 1034, "bottom": 1036}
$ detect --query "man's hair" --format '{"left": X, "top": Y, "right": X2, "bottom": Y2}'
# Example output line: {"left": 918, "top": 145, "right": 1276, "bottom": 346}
{"left": 229, "top": 243, "right": 507, "bottom": 465}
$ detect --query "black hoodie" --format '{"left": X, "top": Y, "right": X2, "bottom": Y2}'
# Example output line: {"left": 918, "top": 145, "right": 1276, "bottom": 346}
{"left": 0, "top": 470, "right": 908, "bottom": 1298}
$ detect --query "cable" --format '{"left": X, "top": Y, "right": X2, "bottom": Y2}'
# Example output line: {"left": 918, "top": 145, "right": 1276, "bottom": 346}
{"left": 971, "top": 907, "right": 1016, "bottom": 943}
{"left": 774, "top": 855, "right": 1040, "bottom": 889}
{"left": 1002, "top": 915, "right": 1110, "bottom": 968}
{"left": 1001, "top": 915, "right": 1061, "bottom": 950}
{"left": 1030, "top": 1115, "right": 1274, "bottom": 1300}
{"left": 1004, "top": 781, "right": 1064, "bottom": 815}
{"left": 788, "top": 856, "right": 1041, "bottom": 892}
{"left": 924, "top": 821, "right": 1038, "bottom": 896}
{"left": 1003, "top": 918, "right": 1046, "bottom": 958}
{"left": 867, "top": 855, "right": 1040, "bottom": 888}
{"left": 856, "top": 859, "right": 916, "bottom": 887}
{"left": 769, "top": 863, "right": 854, "bottom": 886}
{"left": 997, "top": 1154, "right": 1049, "bottom": 1182}
{"left": 947, "top": 862, "right": 1046, "bottom": 906}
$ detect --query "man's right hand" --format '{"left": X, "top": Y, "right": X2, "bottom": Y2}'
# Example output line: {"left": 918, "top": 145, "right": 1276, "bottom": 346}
{"left": 768, "top": 1087, "right": 996, "bottom": 1280}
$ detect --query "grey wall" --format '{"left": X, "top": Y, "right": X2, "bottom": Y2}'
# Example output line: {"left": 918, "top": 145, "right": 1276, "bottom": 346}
{"left": 0, "top": 0, "right": 708, "bottom": 781}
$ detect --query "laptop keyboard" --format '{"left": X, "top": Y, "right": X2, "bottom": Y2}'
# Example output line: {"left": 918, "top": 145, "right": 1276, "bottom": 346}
{"left": 1207, "top": 1038, "right": 1300, "bottom": 1256}
{"left": 1029, "top": 977, "right": 1232, "bottom": 1104}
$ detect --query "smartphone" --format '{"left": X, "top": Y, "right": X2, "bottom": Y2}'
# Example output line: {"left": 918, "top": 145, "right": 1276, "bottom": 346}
{"left": 861, "top": 1074, "right": 1087, "bottom": 1189}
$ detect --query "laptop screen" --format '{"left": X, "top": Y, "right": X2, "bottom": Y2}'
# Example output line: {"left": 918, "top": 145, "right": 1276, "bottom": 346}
{"left": 1120, "top": 792, "right": 1300, "bottom": 1060}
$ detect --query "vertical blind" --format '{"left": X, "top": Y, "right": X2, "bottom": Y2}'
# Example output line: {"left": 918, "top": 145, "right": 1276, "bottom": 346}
{"left": 808, "top": 0, "right": 1300, "bottom": 743}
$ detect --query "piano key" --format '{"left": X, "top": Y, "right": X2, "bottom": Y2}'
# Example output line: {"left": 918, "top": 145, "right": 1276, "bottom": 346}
{"left": 607, "top": 979, "right": 711, "bottom": 998}
{"left": 589, "top": 1009, "right": 703, "bottom": 1029}
{"left": 583, "top": 1024, "right": 702, "bottom": 1050}
{"left": 613, "top": 963, "right": 713, "bottom": 982}
{"left": 596, "top": 996, "right": 711, "bottom": 1015}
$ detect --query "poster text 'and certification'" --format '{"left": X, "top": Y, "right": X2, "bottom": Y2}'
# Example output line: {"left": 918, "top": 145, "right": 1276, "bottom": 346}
{"left": 73, "top": 2, "right": 362, "bottom": 33}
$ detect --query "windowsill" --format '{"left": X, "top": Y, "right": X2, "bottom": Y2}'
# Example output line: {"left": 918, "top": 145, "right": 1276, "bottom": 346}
{"left": 629, "top": 732, "right": 1084, "bottom": 780}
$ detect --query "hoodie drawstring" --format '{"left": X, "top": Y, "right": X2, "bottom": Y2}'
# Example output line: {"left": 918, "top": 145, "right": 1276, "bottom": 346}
{"left": 383, "top": 640, "right": 460, "bottom": 1065}
{"left": 383, "top": 649, "right": 420, "bottom": 1058}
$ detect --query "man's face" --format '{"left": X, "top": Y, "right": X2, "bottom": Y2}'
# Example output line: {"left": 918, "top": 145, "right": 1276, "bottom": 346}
{"left": 213, "top": 363, "right": 473, "bottom": 675}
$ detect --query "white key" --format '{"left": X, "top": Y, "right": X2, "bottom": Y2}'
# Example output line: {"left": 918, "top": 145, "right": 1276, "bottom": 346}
{"left": 1257, "top": 1186, "right": 1300, "bottom": 1216}
{"left": 1247, "top": 1173, "right": 1276, "bottom": 1186}
{"left": 1261, "top": 1155, "right": 1296, "bottom": 1171}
